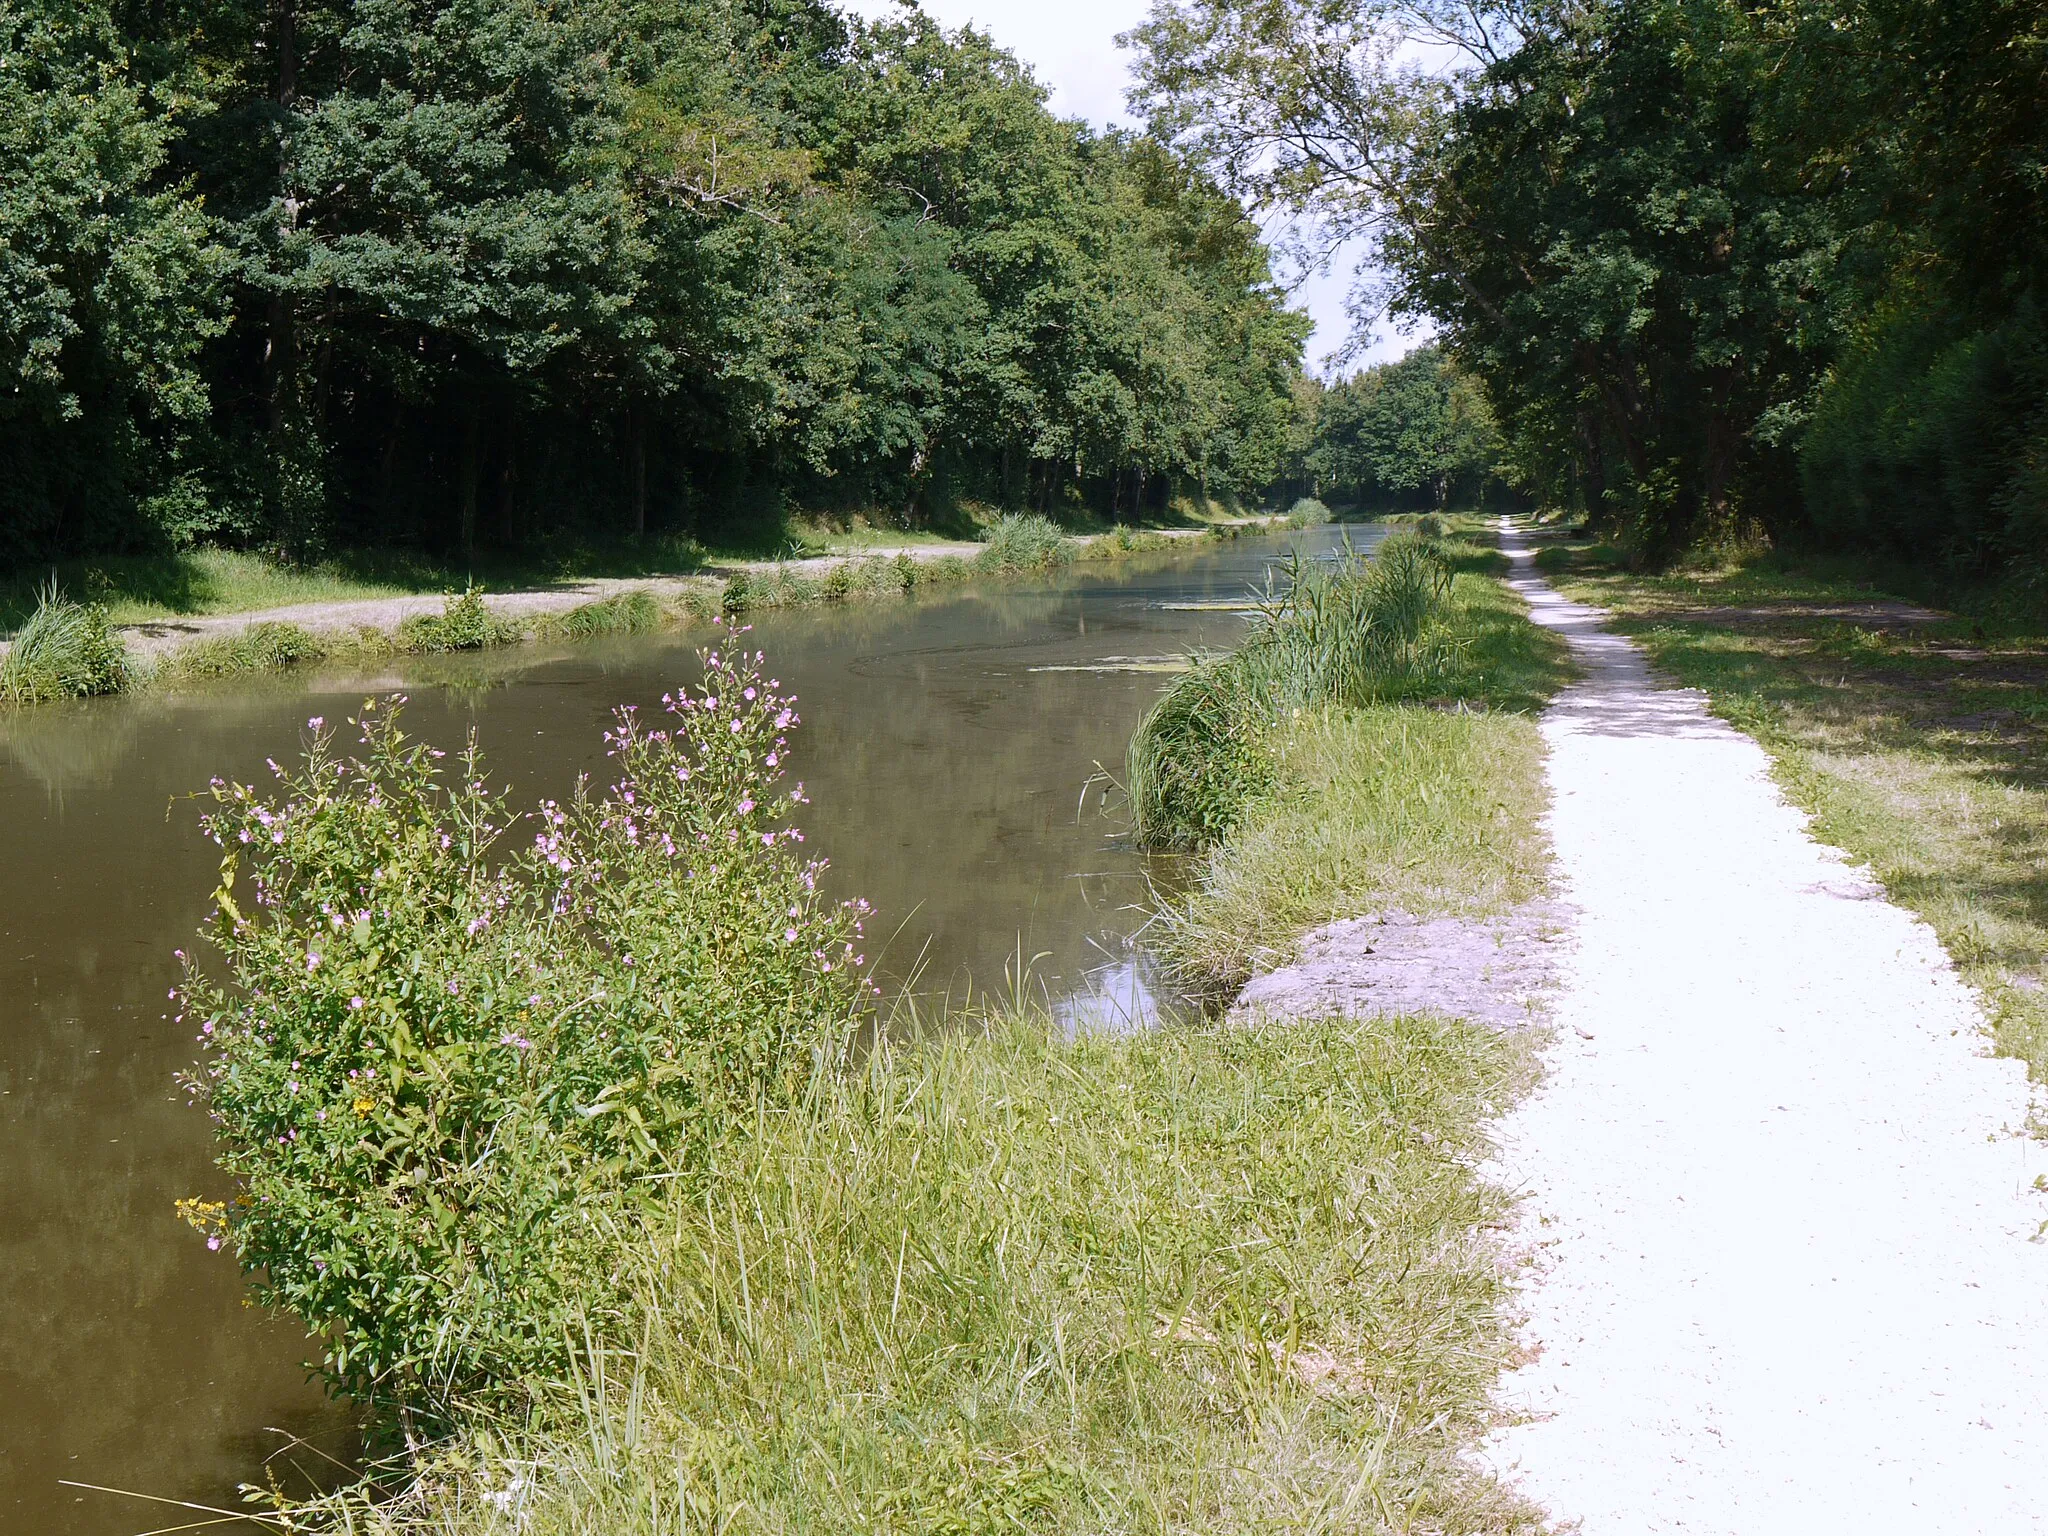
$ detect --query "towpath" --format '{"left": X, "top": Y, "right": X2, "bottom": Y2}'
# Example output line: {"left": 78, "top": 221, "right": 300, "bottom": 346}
{"left": 1486, "top": 519, "right": 2048, "bottom": 1532}
{"left": 98, "top": 527, "right": 1235, "bottom": 662}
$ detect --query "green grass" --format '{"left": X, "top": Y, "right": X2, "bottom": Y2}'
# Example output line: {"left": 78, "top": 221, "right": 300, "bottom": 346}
{"left": 156, "top": 620, "right": 329, "bottom": 683}
{"left": 529, "top": 590, "right": 666, "bottom": 641}
{"left": 1147, "top": 708, "right": 1556, "bottom": 1008}
{"left": 1127, "top": 527, "right": 1569, "bottom": 853}
{"left": 975, "top": 511, "right": 1074, "bottom": 572}
{"left": 1541, "top": 526, "right": 2048, "bottom": 1081}
{"left": 0, "top": 583, "right": 130, "bottom": 702}
{"left": 1134, "top": 517, "right": 1567, "bottom": 1005}
{"left": 310, "top": 1007, "right": 1541, "bottom": 1536}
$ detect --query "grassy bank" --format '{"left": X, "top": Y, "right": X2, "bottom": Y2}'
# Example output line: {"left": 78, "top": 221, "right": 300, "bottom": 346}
{"left": 183, "top": 521, "right": 1563, "bottom": 1535}
{"left": 317, "top": 1008, "right": 1539, "bottom": 1535}
{"left": 1537, "top": 524, "right": 2048, "bottom": 1082}
{"left": 1134, "top": 516, "right": 1571, "bottom": 1004}
{"left": 0, "top": 498, "right": 1266, "bottom": 633}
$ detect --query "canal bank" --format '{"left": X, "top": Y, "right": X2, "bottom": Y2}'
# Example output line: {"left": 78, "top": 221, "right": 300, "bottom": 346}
{"left": 1, "top": 522, "right": 1364, "bottom": 1534}
{"left": 251, "top": 516, "right": 1578, "bottom": 1535}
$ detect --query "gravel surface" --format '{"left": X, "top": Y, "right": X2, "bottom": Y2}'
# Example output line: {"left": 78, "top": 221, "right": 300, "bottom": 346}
{"left": 1231, "top": 905, "right": 1567, "bottom": 1032}
{"left": 1484, "top": 521, "right": 2048, "bottom": 1533}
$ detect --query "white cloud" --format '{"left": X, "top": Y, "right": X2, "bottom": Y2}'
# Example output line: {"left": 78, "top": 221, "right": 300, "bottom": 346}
{"left": 833, "top": 0, "right": 1427, "bottom": 371}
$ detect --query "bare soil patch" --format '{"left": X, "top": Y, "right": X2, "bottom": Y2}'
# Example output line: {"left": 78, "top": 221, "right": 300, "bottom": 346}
{"left": 1231, "top": 904, "right": 1568, "bottom": 1032}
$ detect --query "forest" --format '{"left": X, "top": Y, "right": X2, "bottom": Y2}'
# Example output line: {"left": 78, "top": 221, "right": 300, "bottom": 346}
{"left": 1138, "top": 0, "right": 2048, "bottom": 573}
{"left": 5, "top": 0, "right": 2045, "bottom": 576}
{"left": 0, "top": 0, "right": 1306, "bottom": 563}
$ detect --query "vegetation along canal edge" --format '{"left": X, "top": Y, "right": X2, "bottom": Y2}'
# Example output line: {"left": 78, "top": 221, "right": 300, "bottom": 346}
{"left": 146, "top": 519, "right": 1578, "bottom": 1532}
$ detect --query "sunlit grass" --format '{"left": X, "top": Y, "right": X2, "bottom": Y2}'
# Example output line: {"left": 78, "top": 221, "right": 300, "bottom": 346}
{"left": 1148, "top": 707, "right": 1554, "bottom": 1007}
{"left": 311, "top": 1004, "right": 1542, "bottom": 1536}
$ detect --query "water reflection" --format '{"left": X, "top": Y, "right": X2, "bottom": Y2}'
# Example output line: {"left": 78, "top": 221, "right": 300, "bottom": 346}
{"left": 0, "top": 524, "right": 1372, "bottom": 1533}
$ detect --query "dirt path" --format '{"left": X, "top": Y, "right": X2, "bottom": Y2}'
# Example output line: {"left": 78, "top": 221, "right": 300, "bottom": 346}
{"left": 94, "top": 528, "right": 1241, "bottom": 662}
{"left": 107, "top": 542, "right": 986, "bottom": 661}
{"left": 1486, "top": 520, "right": 2048, "bottom": 1532}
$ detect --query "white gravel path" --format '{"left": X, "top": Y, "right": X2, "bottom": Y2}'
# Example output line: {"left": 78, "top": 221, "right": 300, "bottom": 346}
{"left": 1485, "top": 520, "right": 2048, "bottom": 1533}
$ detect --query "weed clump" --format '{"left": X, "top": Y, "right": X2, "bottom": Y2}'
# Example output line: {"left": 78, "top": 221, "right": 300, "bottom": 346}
{"left": 398, "top": 584, "right": 515, "bottom": 653}
{"left": 167, "top": 621, "right": 326, "bottom": 681}
{"left": 177, "top": 636, "right": 868, "bottom": 1416}
{"left": 976, "top": 512, "right": 1072, "bottom": 572}
{"left": 0, "top": 582, "right": 129, "bottom": 703}
{"left": 535, "top": 590, "right": 663, "bottom": 641}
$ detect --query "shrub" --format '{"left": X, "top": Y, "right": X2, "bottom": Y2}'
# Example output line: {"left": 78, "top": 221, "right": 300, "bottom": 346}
{"left": 976, "top": 512, "right": 1072, "bottom": 572}
{"left": 1285, "top": 496, "right": 1331, "bottom": 527}
{"left": 720, "top": 572, "right": 753, "bottom": 613}
{"left": 176, "top": 635, "right": 869, "bottom": 1418}
{"left": 893, "top": 552, "right": 919, "bottom": 591}
{"left": 0, "top": 582, "right": 129, "bottom": 703}
{"left": 819, "top": 562, "right": 855, "bottom": 601}
{"left": 398, "top": 584, "right": 513, "bottom": 653}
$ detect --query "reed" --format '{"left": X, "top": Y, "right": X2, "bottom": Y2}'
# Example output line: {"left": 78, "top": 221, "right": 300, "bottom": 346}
{"left": 976, "top": 511, "right": 1074, "bottom": 572}
{"left": 531, "top": 590, "right": 664, "bottom": 640}
{"left": 1126, "top": 535, "right": 1456, "bottom": 849}
{"left": 0, "top": 582, "right": 130, "bottom": 703}
{"left": 158, "top": 620, "right": 327, "bottom": 681}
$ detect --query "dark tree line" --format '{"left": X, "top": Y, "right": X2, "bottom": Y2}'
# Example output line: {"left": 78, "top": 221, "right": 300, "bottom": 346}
{"left": 0, "top": 0, "right": 1308, "bottom": 562}
{"left": 1291, "top": 344, "right": 1506, "bottom": 510}
{"left": 1132, "top": 0, "right": 2048, "bottom": 570}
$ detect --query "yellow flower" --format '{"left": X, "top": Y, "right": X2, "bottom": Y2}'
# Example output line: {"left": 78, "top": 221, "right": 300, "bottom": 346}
{"left": 353, "top": 1096, "right": 375, "bottom": 1117}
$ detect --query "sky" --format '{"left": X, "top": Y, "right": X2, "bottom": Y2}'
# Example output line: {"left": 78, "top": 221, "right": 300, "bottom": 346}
{"left": 835, "top": 0, "right": 1430, "bottom": 375}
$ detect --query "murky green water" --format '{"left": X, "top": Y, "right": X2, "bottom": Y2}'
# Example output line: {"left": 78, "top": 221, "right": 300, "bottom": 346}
{"left": 0, "top": 524, "right": 1372, "bottom": 1533}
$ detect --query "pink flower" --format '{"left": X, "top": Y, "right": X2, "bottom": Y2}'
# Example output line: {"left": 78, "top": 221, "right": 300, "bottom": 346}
{"left": 305, "top": 953, "right": 320, "bottom": 971}
{"left": 350, "top": 996, "right": 363, "bottom": 1009}
{"left": 784, "top": 927, "right": 799, "bottom": 942}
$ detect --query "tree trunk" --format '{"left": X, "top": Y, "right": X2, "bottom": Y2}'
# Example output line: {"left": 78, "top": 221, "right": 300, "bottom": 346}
{"left": 376, "top": 397, "right": 401, "bottom": 519}
{"left": 496, "top": 406, "right": 518, "bottom": 547}
{"left": 264, "top": 0, "right": 298, "bottom": 438}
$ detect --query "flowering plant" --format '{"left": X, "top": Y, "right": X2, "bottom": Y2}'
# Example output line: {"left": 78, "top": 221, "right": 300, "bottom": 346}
{"left": 177, "top": 632, "right": 868, "bottom": 1415}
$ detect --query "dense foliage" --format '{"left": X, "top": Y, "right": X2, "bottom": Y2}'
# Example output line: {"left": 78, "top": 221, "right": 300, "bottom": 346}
{"left": 1133, "top": 0, "right": 2048, "bottom": 572}
{"left": 1299, "top": 345, "right": 1503, "bottom": 509}
{"left": 0, "top": 0, "right": 1305, "bottom": 563}
{"left": 177, "top": 636, "right": 866, "bottom": 1415}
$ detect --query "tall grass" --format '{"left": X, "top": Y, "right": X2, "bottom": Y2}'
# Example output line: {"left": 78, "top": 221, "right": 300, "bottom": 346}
{"left": 159, "top": 620, "right": 327, "bottom": 682}
{"left": 1127, "top": 535, "right": 1457, "bottom": 850}
{"left": 977, "top": 512, "right": 1073, "bottom": 572}
{"left": 530, "top": 590, "right": 664, "bottom": 641}
{"left": 1147, "top": 709, "right": 1554, "bottom": 1006}
{"left": 306, "top": 1007, "right": 1539, "bottom": 1536}
{"left": 0, "top": 583, "right": 129, "bottom": 703}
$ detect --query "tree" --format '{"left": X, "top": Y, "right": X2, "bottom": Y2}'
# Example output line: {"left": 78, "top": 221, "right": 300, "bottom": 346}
{"left": 0, "top": 0, "right": 225, "bottom": 556}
